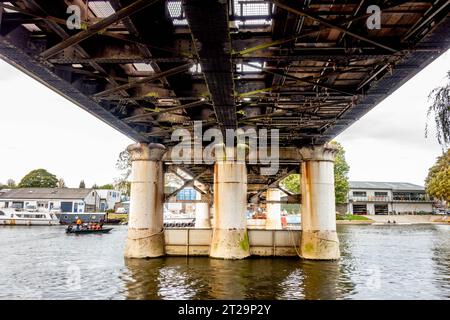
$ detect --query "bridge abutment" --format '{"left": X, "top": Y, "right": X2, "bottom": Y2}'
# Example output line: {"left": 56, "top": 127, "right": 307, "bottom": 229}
{"left": 210, "top": 158, "right": 250, "bottom": 259}
{"left": 299, "top": 144, "right": 340, "bottom": 260}
{"left": 124, "top": 143, "right": 166, "bottom": 259}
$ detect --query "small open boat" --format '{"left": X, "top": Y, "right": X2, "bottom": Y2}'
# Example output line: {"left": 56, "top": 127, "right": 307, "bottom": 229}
{"left": 66, "top": 227, "right": 113, "bottom": 234}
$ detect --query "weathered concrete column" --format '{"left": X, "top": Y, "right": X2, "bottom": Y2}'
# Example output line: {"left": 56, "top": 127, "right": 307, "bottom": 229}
{"left": 265, "top": 188, "right": 282, "bottom": 229}
{"left": 195, "top": 202, "right": 211, "bottom": 228}
{"left": 299, "top": 143, "right": 340, "bottom": 260}
{"left": 125, "top": 143, "right": 166, "bottom": 259}
{"left": 210, "top": 153, "right": 250, "bottom": 259}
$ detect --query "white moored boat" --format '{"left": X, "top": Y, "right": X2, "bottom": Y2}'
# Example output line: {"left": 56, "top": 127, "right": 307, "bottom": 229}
{"left": 0, "top": 208, "right": 59, "bottom": 225}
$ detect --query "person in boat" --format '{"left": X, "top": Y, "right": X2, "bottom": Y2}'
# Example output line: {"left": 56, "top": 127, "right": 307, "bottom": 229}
{"left": 76, "top": 218, "right": 82, "bottom": 230}
{"left": 99, "top": 218, "right": 105, "bottom": 228}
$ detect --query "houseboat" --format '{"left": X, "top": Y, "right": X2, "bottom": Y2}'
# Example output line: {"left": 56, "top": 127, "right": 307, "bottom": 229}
{"left": 0, "top": 208, "right": 59, "bottom": 225}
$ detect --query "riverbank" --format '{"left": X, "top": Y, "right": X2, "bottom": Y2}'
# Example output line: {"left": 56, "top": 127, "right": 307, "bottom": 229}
{"left": 336, "top": 214, "right": 448, "bottom": 225}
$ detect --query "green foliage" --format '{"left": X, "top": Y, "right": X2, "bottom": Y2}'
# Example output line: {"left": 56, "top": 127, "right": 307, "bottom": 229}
{"left": 114, "top": 149, "right": 132, "bottom": 196}
{"left": 426, "top": 71, "right": 450, "bottom": 149}
{"left": 331, "top": 141, "right": 350, "bottom": 204}
{"left": 97, "top": 184, "right": 114, "bottom": 190}
{"left": 280, "top": 174, "right": 300, "bottom": 194}
{"left": 279, "top": 141, "right": 350, "bottom": 204}
{"left": 79, "top": 180, "right": 86, "bottom": 188}
{"left": 336, "top": 214, "right": 372, "bottom": 221}
{"left": 18, "top": 169, "right": 58, "bottom": 188}
{"left": 425, "top": 150, "right": 450, "bottom": 202}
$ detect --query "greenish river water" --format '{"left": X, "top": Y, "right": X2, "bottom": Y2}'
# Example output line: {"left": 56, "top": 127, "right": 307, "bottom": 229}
{"left": 0, "top": 224, "right": 448, "bottom": 299}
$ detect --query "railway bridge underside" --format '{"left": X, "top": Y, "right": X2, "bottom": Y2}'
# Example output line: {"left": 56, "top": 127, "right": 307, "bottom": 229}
{"left": 1, "top": 0, "right": 449, "bottom": 259}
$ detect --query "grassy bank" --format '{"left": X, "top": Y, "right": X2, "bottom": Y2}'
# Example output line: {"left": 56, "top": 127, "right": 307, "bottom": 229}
{"left": 336, "top": 214, "right": 372, "bottom": 221}
{"left": 106, "top": 213, "right": 128, "bottom": 222}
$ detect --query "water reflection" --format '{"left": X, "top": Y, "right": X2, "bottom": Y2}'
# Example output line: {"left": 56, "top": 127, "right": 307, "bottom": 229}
{"left": 124, "top": 257, "right": 354, "bottom": 300}
{"left": 0, "top": 225, "right": 448, "bottom": 299}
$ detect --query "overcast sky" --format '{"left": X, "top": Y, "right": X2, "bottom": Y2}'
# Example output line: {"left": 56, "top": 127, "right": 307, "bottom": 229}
{"left": 0, "top": 49, "right": 449, "bottom": 187}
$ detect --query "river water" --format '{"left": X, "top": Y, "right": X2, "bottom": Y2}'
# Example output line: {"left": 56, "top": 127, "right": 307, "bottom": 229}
{"left": 0, "top": 224, "right": 448, "bottom": 300}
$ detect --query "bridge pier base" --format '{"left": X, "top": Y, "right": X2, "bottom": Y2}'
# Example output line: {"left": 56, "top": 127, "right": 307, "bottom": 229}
{"left": 265, "top": 188, "right": 282, "bottom": 229}
{"left": 124, "top": 143, "right": 166, "bottom": 259}
{"left": 299, "top": 144, "right": 340, "bottom": 260}
{"left": 210, "top": 159, "right": 250, "bottom": 259}
{"left": 195, "top": 202, "right": 211, "bottom": 228}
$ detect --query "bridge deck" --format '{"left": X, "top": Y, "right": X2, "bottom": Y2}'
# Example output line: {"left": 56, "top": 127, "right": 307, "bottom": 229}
{"left": 1, "top": 0, "right": 449, "bottom": 195}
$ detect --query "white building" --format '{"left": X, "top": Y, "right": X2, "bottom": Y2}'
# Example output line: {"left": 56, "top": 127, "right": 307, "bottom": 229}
{"left": 0, "top": 188, "right": 100, "bottom": 213}
{"left": 347, "top": 181, "right": 433, "bottom": 215}
{"left": 96, "top": 189, "right": 121, "bottom": 211}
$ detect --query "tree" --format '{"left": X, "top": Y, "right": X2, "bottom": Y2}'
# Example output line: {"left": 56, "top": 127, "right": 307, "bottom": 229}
{"left": 280, "top": 174, "right": 300, "bottom": 194}
{"left": 114, "top": 149, "right": 132, "bottom": 196}
{"left": 425, "top": 149, "right": 450, "bottom": 202}
{"left": 18, "top": 169, "right": 58, "bottom": 188}
{"left": 279, "top": 141, "right": 350, "bottom": 204}
{"left": 426, "top": 71, "right": 450, "bottom": 149}
{"left": 6, "top": 179, "right": 16, "bottom": 188}
{"left": 79, "top": 180, "right": 86, "bottom": 188}
{"left": 332, "top": 141, "right": 350, "bottom": 204}
{"left": 92, "top": 184, "right": 99, "bottom": 189}
{"left": 57, "top": 178, "right": 67, "bottom": 188}
{"left": 97, "top": 184, "right": 114, "bottom": 190}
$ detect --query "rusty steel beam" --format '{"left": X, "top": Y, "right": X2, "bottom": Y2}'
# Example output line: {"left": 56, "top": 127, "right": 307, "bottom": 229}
{"left": 93, "top": 62, "right": 193, "bottom": 98}
{"left": 403, "top": 0, "right": 450, "bottom": 41}
{"left": 124, "top": 100, "right": 210, "bottom": 122}
{"left": 243, "top": 62, "right": 355, "bottom": 96}
{"left": 40, "top": 0, "right": 160, "bottom": 59}
{"left": 272, "top": 0, "right": 398, "bottom": 53}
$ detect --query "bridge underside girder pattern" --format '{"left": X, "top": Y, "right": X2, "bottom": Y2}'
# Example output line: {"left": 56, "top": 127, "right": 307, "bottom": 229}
{"left": 0, "top": 0, "right": 449, "bottom": 193}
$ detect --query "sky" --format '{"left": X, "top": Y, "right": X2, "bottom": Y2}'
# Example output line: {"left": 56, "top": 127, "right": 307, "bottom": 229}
{"left": 0, "top": 49, "right": 449, "bottom": 187}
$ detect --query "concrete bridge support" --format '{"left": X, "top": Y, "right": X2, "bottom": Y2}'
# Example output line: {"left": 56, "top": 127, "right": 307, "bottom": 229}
{"left": 299, "top": 144, "right": 340, "bottom": 260}
{"left": 265, "top": 188, "right": 282, "bottom": 229}
{"left": 195, "top": 202, "right": 211, "bottom": 228}
{"left": 210, "top": 158, "right": 250, "bottom": 259}
{"left": 124, "top": 143, "right": 166, "bottom": 259}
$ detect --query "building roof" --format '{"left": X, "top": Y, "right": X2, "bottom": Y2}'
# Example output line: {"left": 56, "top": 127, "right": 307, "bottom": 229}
{"left": 349, "top": 181, "right": 425, "bottom": 191}
{"left": 0, "top": 188, "right": 94, "bottom": 200}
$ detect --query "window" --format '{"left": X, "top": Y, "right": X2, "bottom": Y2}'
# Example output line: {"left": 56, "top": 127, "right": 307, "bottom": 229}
{"left": 176, "top": 189, "right": 197, "bottom": 201}
{"left": 0, "top": 211, "right": 4, "bottom": 216}
{"left": 375, "top": 192, "right": 388, "bottom": 196}
{"left": 374, "top": 204, "right": 389, "bottom": 215}
{"left": 353, "top": 191, "right": 367, "bottom": 197}
{"left": 353, "top": 204, "right": 367, "bottom": 215}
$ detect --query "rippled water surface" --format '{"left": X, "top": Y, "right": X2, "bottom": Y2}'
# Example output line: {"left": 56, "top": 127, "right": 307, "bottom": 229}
{"left": 0, "top": 224, "right": 448, "bottom": 299}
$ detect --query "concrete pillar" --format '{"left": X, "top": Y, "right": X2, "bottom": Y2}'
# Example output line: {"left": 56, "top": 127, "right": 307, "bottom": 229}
{"left": 210, "top": 157, "right": 250, "bottom": 259}
{"left": 265, "top": 188, "right": 282, "bottom": 229}
{"left": 125, "top": 143, "right": 166, "bottom": 259}
{"left": 299, "top": 143, "right": 340, "bottom": 260}
{"left": 195, "top": 202, "right": 211, "bottom": 228}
